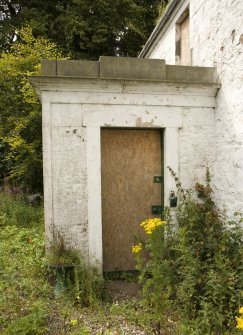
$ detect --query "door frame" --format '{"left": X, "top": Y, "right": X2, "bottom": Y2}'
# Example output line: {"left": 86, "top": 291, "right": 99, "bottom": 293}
{"left": 83, "top": 110, "right": 180, "bottom": 268}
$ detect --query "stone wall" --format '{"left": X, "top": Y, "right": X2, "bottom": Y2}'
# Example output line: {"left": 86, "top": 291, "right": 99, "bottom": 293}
{"left": 147, "top": 0, "right": 243, "bottom": 215}
{"left": 30, "top": 57, "right": 218, "bottom": 265}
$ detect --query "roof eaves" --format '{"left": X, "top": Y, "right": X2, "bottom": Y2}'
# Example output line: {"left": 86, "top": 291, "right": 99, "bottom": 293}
{"left": 139, "top": 0, "right": 187, "bottom": 58}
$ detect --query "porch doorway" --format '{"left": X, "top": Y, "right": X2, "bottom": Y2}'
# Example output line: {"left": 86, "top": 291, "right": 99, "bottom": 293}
{"left": 101, "top": 129, "right": 163, "bottom": 272}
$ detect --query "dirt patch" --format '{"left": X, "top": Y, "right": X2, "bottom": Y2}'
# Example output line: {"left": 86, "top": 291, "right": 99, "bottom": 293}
{"left": 105, "top": 280, "right": 142, "bottom": 302}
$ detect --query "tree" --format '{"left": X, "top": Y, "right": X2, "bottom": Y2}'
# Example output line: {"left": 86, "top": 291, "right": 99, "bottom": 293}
{"left": 0, "top": 1, "right": 170, "bottom": 191}
{"left": 0, "top": 27, "right": 62, "bottom": 191}
{"left": 0, "top": 0, "right": 66, "bottom": 52}
{"left": 0, "top": 0, "right": 169, "bottom": 59}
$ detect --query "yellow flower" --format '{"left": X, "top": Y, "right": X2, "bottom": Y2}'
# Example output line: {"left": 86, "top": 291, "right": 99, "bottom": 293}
{"left": 140, "top": 218, "right": 166, "bottom": 234}
{"left": 70, "top": 319, "right": 78, "bottom": 327}
{"left": 132, "top": 243, "right": 142, "bottom": 254}
{"left": 236, "top": 316, "right": 243, "bottom": 330}
{"left": 239, "top": 307, "right": 243, "bottom": 314}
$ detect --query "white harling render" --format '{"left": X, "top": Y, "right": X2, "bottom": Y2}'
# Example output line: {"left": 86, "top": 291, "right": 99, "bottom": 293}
{"left": 30, "top": 57, "right": 218, "bottom": 267}
{"left": 140, "top": 0, "right": 243, "bottom": 216}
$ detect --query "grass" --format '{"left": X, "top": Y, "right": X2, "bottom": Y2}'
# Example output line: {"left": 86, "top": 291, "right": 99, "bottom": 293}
{"left": 1, "top": 175, "right": 242, "bottom": 335}
{"left": 0, "top": 192, "right": 170, "bottom": 335}
{"left": 0, "top": 192, "right": 50, "bottom": 335}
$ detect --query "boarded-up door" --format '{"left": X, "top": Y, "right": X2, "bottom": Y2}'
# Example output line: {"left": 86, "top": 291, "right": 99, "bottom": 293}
{"left": 101, "top": 129, "right": 163, "bottom": 272}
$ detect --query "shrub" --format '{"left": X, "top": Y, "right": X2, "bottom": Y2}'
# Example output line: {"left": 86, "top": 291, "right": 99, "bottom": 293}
{"left": 134, "top": 168, "right": 243, "bottom": 335}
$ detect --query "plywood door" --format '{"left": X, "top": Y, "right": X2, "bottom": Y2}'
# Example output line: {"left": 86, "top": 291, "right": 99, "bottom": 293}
{"left": 101, "top": 129, "right": 163, "bottom": 272}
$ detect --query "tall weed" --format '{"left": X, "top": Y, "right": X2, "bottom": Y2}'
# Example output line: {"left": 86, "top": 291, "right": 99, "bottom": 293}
{"left": 134, "top": 168, "right": 243, "bottom": 334}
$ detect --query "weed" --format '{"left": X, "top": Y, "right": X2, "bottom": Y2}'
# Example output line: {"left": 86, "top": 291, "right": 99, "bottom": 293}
{"left": 104, "top": 271, "right": 139, "bottom": 282}
{"left": 0, "top": 192, "right": 51, "bottom": 335}
{"left": 47, "top": 223, "right": 81, "bottom": 266}
{"left": 134, "top": 168, "right": 243, "bottom": 335}
{"left": 0, "top": 191, "right": 43, "bottom": 228}
{"left": 0, "top": 191, "right": 160, "bottom": 334}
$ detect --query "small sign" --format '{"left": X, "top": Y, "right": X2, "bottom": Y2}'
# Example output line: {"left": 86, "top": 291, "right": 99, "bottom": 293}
{"left": 151, "top": 205, "right": 164, "bottom": 215}
{"left": 154, "top": 176, "right": 164, "bottom": 183}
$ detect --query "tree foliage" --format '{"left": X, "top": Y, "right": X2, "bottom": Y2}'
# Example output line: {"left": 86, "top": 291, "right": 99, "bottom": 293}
{"left": 0, "top": 27, "right": 62, "bottom": 191}
{"left": 0, "top": 0, "right": 169, "bottom": 59}
{"left": 0, "top": 1, "right": 170, "bottom": 190}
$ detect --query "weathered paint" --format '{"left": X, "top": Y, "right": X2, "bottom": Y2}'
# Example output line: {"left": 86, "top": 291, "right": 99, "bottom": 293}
{"left": 30, "top": 58, "right": 218, "bottom": 267}
{"left": 145, "top": 0, "right": 243, "bottom": 216}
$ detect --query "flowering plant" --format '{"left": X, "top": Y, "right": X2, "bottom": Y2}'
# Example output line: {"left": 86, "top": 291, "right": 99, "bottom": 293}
{"left": 132, "top": 213, "right": 176, "bottom": 330}
{"left": 236, "top": 307, "right": 243, "bottom": 331}
{"left": 132, "top": 168, "right": 243, "bottom": 334}
{"left": 140, "top": 217, "right": 166, "bottom": 234}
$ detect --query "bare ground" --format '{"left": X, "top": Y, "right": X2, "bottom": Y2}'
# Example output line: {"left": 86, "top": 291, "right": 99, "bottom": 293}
{"left": 46, "top": 281, "right": 176, "bottom": 335}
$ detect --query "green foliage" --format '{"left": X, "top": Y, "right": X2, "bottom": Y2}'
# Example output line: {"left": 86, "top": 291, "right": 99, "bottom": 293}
{"left": 0, "top": 0, "right": 64, "bottom": 52}
{"left": 0, "top": 192, "right": 112, "bottom": 334}
{"left": 72, "top": 264, "right": 106, "bottom": 307}
{"left": 0, "top": 1, "right": 171, "bottom": 190}
{"left": 55, "top": 0, "right": 165, "bottom": 59}
{"left": 47, "top": 223, "right": 81, "bottom": 266}
{"left": 0, "top": 191, "right": 43, "bottom": 227}
{"left": 0, "top": 0, "right": 170, "bottom": 59}
{"left": 104, "top": 271, "right": 139, "bottom": 282}
{"left": 46, "top": 222, "right": 106, "bottom": 305}
{"left": 0, "top": 27, "right": 62, "bottom": 191}
{"left": 0, "top": 192, "right": 51, "bottom": 335}
{"left": 135, "top": 168, "right": 243, "bottom": 335}
{"left": 134, "top": 210, "right": 179, "bottom": 331}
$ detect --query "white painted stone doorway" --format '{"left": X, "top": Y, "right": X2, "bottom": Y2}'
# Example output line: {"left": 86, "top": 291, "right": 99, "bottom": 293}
{"left": 30, "top": 57, "right": 219, "bottom": 271}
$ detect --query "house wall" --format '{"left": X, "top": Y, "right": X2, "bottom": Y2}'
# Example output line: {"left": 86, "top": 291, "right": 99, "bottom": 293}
{"left": 149, "top": 0, "right": 189, "bottom": 61}
{"left": 148, "top": 0, "right": 243, "bottom": 215}
{"left": 179, "top": 15, "right": 190, "bottom": 65}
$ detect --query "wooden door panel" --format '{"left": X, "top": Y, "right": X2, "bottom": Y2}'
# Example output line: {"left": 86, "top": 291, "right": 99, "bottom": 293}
{"left": 101, "top": 129, "right": 162, "bottom": 271}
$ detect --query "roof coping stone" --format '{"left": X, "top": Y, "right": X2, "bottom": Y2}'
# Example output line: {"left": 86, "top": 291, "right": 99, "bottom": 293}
{"left": 41, "top": 57, "right": 216, "bottom": 84}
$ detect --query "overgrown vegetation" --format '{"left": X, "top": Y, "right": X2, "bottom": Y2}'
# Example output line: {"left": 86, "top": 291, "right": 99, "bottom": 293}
{"left": 134, "top": 168, "right": 243, "bottom": 334}
{"left": 0, "top": 192, "right": 50, "bottom": 335}
{"left": 1, "top": 168, "right": 243, "bottom": 334}
{"left": 0, "top": 192, "right": 156, "bottom": 335}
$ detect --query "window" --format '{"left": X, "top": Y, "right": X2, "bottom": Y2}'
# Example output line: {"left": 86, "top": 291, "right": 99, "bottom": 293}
{"left": 175, "top": 8, "right": 191, "bottom": 65}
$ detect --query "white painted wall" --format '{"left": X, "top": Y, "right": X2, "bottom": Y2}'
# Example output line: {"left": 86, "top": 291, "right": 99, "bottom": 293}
{"left": 34, "top": 77, "right": 217, "bottom": 266}
{"left": 149, "top": 0, "right": 189, "bottom": 62}
{"left": 151, "top": 26, "right": 176, "bottom": 63}
{"left": 148, "top": 0, "right": 243, "bottom": 215}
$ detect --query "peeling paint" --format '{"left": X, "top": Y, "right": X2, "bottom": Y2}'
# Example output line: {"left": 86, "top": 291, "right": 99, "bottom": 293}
{"left": 239, "top": 34, "right": 243, "bottom": 44}
{"left": 136, "top": 117, "right": 155, "bottom": 127}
